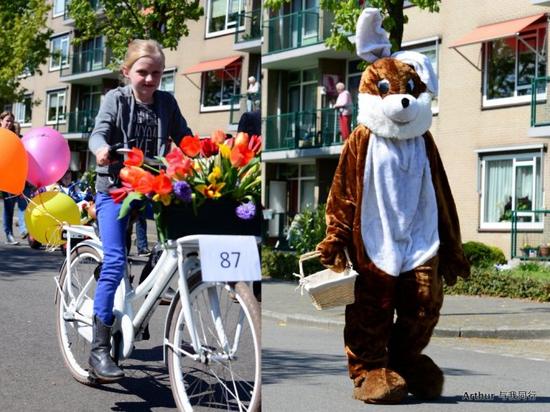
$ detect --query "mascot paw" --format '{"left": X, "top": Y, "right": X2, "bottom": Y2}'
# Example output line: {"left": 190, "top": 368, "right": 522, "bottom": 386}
{"left": 352, "top": 368, "right": 407, "bottom": 404}
{"left": 393, "top": 354, "right": 444, "bottom": 400}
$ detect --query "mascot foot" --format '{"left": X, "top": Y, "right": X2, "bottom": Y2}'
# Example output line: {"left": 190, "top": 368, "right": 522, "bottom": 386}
{"left": 352, "top": 368, "right": 407, "bottom": 404}
{"left": 394, "top": 354, "right": 444, "bottom": 400}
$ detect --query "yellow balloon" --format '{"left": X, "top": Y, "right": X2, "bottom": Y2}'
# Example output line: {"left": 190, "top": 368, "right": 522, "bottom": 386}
{"left": 25, "top": 191, "right": 81, "bottom": 246}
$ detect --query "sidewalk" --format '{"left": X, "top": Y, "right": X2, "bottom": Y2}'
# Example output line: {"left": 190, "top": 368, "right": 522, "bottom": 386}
{"left": 262, "top": 279, "right": 550, "bottom": 339}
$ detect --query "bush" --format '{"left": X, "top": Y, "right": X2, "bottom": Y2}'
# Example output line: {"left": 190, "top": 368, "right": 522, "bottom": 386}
{"left": 444, "top": 266, "right": 550, "bottom": 302}
{"left": 261, "top": 246, "right": 325, "bottom": 280}
{"left": 462, "top": 241, "right": 506, "bottom": 268}
{"left": 287, "top": 204, "right": 327, "bottom": 255}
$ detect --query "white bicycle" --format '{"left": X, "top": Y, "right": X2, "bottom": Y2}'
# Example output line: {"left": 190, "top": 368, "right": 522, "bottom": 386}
{"left": 54, "top": 224, "right": 261, "bottom": 411}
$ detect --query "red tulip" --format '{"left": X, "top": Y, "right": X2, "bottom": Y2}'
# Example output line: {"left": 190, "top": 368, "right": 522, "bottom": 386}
{"left": 124, "top": 147, "right": 144, "bottom": 167}
{"left": 201, "top": 138, "right": 219, "bottom": 157}
{"left": 167, "top": 158, "right": 192, "bottom": 180}
{"left": 248, "top": 135, "right": 262, "bottom": 154}
{"left": 179, "top": 135, "right": 201, "bottom": 157}
{"left": 152, "top": 170, "right": 173, "bottom": 195}
{"left": 109, "top": 184, "right": 133, "bottom": 204}
{"left": 165, "top": 146, "right": 185, "bottom": 164}
{"left": 234, "top": 132, "right": 249, "bottom": 148}
{"left": 133, "top": 171, "right": 155, "bottom": 194}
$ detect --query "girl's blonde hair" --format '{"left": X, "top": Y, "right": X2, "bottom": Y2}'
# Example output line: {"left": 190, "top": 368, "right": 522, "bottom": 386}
{"left": 122, "top": 39, "right": 165, "bottom": 70}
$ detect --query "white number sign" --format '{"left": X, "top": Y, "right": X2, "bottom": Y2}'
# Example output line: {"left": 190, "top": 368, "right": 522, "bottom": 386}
{"left": 198, "top": 235, "right": 261, "bottom": 282}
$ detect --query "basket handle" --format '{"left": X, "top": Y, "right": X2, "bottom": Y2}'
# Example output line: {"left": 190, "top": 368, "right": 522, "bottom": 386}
{"left": 297, "top": 248, "right": 354, "bottom": 278}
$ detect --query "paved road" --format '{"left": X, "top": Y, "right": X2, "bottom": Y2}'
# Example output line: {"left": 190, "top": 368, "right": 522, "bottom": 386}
{"left": 263, "top": 318, "right": 550, "bottom": 412}
{"left": 0, "top": 242, "right": 177, "bottom": 412}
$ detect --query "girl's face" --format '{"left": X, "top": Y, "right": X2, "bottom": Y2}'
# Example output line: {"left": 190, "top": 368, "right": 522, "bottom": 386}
{"left": 1, "top": 115, "right": 14, "bottom": 130}
{"left": 123, "top": 56, "right": 163, "bottom": 103}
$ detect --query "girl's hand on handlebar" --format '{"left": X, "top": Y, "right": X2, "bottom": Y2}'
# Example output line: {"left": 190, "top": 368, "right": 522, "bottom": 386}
{"left": 95, "top": 146, "right": 111, "bottom": 166}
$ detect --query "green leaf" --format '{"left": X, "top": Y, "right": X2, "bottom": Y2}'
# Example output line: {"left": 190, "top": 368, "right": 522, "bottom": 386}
{"left": 117, "top": 192, "right": 145, "bottom": 219}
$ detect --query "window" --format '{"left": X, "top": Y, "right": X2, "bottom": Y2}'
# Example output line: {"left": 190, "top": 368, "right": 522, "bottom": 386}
{"left": 160, "top": 70, "right": 176, "bottom": 94}
{"left": 479, "top": 150, "right": 543, "bottom": 230}
{"left": 207, "top": 0, "right": 244, "bottom": 36}
{"left": 50, "top": 34, "right": 70, "bottom": 71}
{"left": 201, "top": 62, "right": 242, "bottom": 109}
{"left": 282, "top": 163, "right": 316, "bottom": 214}
{"left": 484, "top": 26, "right": 547, "bottom": 106}
{"left": 13, "top": 95, "right": 32, "bottom": 125}
{"left": 403, "top": 38, "right": 440, "bottom": 111}
{"left": 53, "top": 0, "right": 66, "bottom": 17}
{"left": 46, "top": 90, "right": 66, "bottom": 124}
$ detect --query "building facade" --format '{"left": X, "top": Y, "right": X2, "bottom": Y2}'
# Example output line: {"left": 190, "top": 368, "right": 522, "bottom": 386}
{"left": 7, "top": 0, "right": 261, "bottom": 179}
{"left": 260, "top": 0, "right": 550, "bottom": 258}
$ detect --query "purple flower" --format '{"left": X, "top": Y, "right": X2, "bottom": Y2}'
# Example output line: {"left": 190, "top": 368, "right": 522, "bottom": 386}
{"left": 236, "top": 201, "right": 256, "bottom": 220}
{"left": 173, "top": 181, "right": 192, "bottom": 202}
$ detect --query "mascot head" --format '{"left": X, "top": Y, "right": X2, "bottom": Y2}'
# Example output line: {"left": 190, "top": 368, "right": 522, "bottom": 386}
{"left": 355, "top": 8, "right": 438, "bottom": 140}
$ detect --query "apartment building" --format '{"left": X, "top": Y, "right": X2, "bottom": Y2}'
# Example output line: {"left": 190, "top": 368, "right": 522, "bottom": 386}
{"left": 261, "top": 0, "right": 550, "bottom": 257}
{"left": 7, "top": 0, "right": 261, "bottom": 178}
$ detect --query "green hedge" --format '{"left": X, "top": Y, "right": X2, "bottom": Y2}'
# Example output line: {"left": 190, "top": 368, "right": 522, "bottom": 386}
{"left": 462, "top": 241, "right": 506, "bottom": 268}
{"left": 444, "top": 267, "right": 550, "bottom": 302}
{"left": 261, "top": 246, "right": 325, "bottom": 281}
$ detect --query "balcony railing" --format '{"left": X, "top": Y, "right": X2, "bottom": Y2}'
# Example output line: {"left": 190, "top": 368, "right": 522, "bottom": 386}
{"left": 235, "top": 9, "right": 262, "bottom": 44}
{"left": 266, "top": 8, "right": 321, "bottom": 54}
{"left": 229, "top": 93, "right": 261, "bottom": 125}
{"left": 511, "top": 209, "right": 550, "bottom": 260}
{"left": 60, "top": 47, "right": 112, "bottom": 78}
{"left": 264, "top": 105, "right": 357, "bottom": 151}
{"left": 530, "top": 77, "right": 550, "bottom": 127}
{"left": 65, "top": 109, "right": 98, "bottom": 134}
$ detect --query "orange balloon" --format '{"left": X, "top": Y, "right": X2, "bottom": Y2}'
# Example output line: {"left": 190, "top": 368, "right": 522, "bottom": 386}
{"left": 0, "top": 128, "right": 28, "bottom": 195}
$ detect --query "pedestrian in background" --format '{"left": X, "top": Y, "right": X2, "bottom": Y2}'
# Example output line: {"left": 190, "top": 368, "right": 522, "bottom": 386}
{"left": 334, "top": 82, "right": 353, "bottom": 140}
{"left": 13, "top": 121, "right": 30, "bottom": 239}
{"left": 88, "top": 39, "right": 192, "bottom": 383}
{"left": 1, "top": 111, "right": 20, "bottom": 245}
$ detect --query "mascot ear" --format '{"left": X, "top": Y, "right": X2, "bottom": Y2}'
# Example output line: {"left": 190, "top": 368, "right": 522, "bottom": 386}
{"left": 355, "top": 8, "right": 391, "bottom": 63}
{"left": 392, "top": 50, "right": 439, "bottom": 96}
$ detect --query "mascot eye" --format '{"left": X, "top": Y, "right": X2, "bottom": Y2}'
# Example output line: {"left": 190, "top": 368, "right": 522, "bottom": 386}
{"left": 406, "top": 79, "right": 415, "bottom": 94}
{"left": 377, "top": 79, "right": 390, "bottom": 94}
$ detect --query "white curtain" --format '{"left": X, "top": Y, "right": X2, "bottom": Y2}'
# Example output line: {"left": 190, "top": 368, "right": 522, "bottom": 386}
{"left": 485, "top": 159, "right": 512, "bottom": 222}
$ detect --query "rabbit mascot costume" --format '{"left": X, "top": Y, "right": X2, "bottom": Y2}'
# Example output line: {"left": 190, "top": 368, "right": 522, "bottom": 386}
{"left": 317, "top": 8, "right": 470, "bottom": 404}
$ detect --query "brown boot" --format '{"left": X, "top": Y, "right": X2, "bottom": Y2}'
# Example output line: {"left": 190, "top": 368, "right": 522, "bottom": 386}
{"left": 352, "top": 368, "right": 407, "bottom": 404}
{"left": 392, "top": 354, "right": 444, "bottom": 400}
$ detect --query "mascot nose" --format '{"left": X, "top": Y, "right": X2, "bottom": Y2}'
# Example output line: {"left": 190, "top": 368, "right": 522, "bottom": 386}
{"left": 401, "top": 98, "right": 410, "bottom": 108}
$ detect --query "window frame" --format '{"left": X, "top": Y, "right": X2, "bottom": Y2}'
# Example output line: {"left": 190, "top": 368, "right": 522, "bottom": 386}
{"left": 13, "top": 94, "right": 32, "bottom": 127}
{"left": 52, "top": 0, "right": 66, "bottom": 17}
{"left": 160, "top": 69, "right": 176, "bottom": 95}
{"left": 205, "top": 0, "right": 245, "bottom": 38}
{"left": 50, "top": 33, "right": 70, "bottom": 71}
{"left": 482, "top": 25, "right": 547, "bottom": 108}
{"left": 200, "top": 62, "right": 242, "bottom": 111}
{"left": 479, "top": 148, "right": 544, "bottom": 231}
{"left": 46, "top": 89, "right": 67, "bottom": 125}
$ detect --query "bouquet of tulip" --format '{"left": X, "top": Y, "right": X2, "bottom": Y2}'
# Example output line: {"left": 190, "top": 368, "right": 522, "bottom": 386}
{"left": 110, "top": 130, "right": 262, "bottom": 241}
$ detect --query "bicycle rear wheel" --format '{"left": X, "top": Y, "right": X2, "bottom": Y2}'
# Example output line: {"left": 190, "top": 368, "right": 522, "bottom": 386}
{"left": 55, "top": 244, "right": 101, "bottom": 384}
{"left": 167, "top": 276, "right": 261, "bottom": 411}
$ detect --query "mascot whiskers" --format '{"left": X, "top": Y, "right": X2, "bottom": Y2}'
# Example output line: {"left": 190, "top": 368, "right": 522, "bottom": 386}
{"left": 317, "top": 8, "right": 470, "bottom": 404}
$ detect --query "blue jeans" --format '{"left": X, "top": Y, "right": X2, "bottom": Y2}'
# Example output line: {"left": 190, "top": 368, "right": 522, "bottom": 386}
{"left": 2, "top": 193, "right": 16, "bottom": 236}
{"left": 94, "top": 192, "right": 130, "bottom": 325}
{"left": 17, "top": 189, "right": 29, "bottom": 235}
{"left": 135, "top": 212, "right": 148, "bottom": 251}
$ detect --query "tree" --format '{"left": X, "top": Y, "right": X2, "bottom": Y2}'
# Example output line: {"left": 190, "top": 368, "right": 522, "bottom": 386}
{"left": 0, "top": 0, "right": 52, "bottom": 107}
{"left": 68, "top": 0, "right": 204, "bottom": 65}
{"left": 264, "top": 0, "right": 440, "bottom": 52}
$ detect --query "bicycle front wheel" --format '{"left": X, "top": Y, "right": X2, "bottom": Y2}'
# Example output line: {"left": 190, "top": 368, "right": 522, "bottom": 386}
{"left": 55, "top": 244, "right": 101, "bottom": 385}
{"left": 167, "top": 276, "right": 261, "bottom": 411}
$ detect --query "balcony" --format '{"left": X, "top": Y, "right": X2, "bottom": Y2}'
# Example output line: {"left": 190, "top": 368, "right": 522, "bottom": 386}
{"left": 54, "top": 110, "right": 98, "bottom": 138}
{"left": 528, "top": 76, "right": 550, "bottom": 137}
{"left": 510, "top": 210, "right": 550, "bottom": 260}
{"left": 60, "top": 46, "right": 116, "bottom": 84}
{"left": 234, "top": 9, "right": 262, "bottom": 53}
{"left": 266, "top": 8, "right": 321, "bottom": 55}
{"left": 229, "top": 93, "right": 261, "bottom": 126}
{"left": 263, "top": 105, "right": 357, "bottom": 153}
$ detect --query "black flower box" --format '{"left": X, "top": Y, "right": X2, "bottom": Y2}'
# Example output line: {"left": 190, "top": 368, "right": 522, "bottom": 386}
{"left": 156, "top": 198, "right": 263, "bottom": 241}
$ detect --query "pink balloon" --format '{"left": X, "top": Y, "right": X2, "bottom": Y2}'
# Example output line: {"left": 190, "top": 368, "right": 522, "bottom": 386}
{"left": 22, "top": 127, "right": 70, "bottom": 188}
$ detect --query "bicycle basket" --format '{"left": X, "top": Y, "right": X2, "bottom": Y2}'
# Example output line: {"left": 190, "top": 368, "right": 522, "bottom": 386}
{"left": 295, "top": 248, "right": 358, "bottom": 310}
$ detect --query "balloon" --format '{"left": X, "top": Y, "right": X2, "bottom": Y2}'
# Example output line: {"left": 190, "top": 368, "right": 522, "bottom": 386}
{"left": 22, "top": 127, "right": 70, "bottom": 188}
{"left": 0, "top": 128, "right": 28, "bottom": 194}
{"left": 24, "top": 191, "right": 80, "bottom": 246}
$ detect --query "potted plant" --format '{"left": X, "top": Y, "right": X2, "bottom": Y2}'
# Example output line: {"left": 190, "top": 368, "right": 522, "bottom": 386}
{"left": 521, "top": 244, "right": 538, "bottom": 259}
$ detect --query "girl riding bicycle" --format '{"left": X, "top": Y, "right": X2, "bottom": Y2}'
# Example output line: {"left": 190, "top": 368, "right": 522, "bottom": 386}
{"left": 88, "top": 39, "right": 192, "bottom": 383}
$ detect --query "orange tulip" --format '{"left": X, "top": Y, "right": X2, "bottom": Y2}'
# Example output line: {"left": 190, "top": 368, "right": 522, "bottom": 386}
{"left": 179, "top": 135, "right": 201, "bottom": 157}
{"left": 152, "top": 170, "right": 173, "bottom": 195}
{"left": 133, "top": 171, "right": 155, "bottom": 194}
{"left": 119, "top": 166, "right": 147, "bottom": 186}
{"left": 124, "top": 147, "right": 144, "bottom": 167}
{"left": 211, "top": 129, "right": 226, "bottom": 144}
{"left": 234, "top": 132, "right": 249, "bottom": 148}
{"left": 230, "top": 144, "right": 255, "bottom": 168}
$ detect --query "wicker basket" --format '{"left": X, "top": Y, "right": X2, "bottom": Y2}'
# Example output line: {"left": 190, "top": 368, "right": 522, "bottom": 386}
{"left": 295, "top": 249, "right": 358, "bottom": 310}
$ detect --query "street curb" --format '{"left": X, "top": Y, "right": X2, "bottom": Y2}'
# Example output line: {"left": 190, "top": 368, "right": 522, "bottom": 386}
{"left": 263, "top": 310, "right": 550, "bottom": 339}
